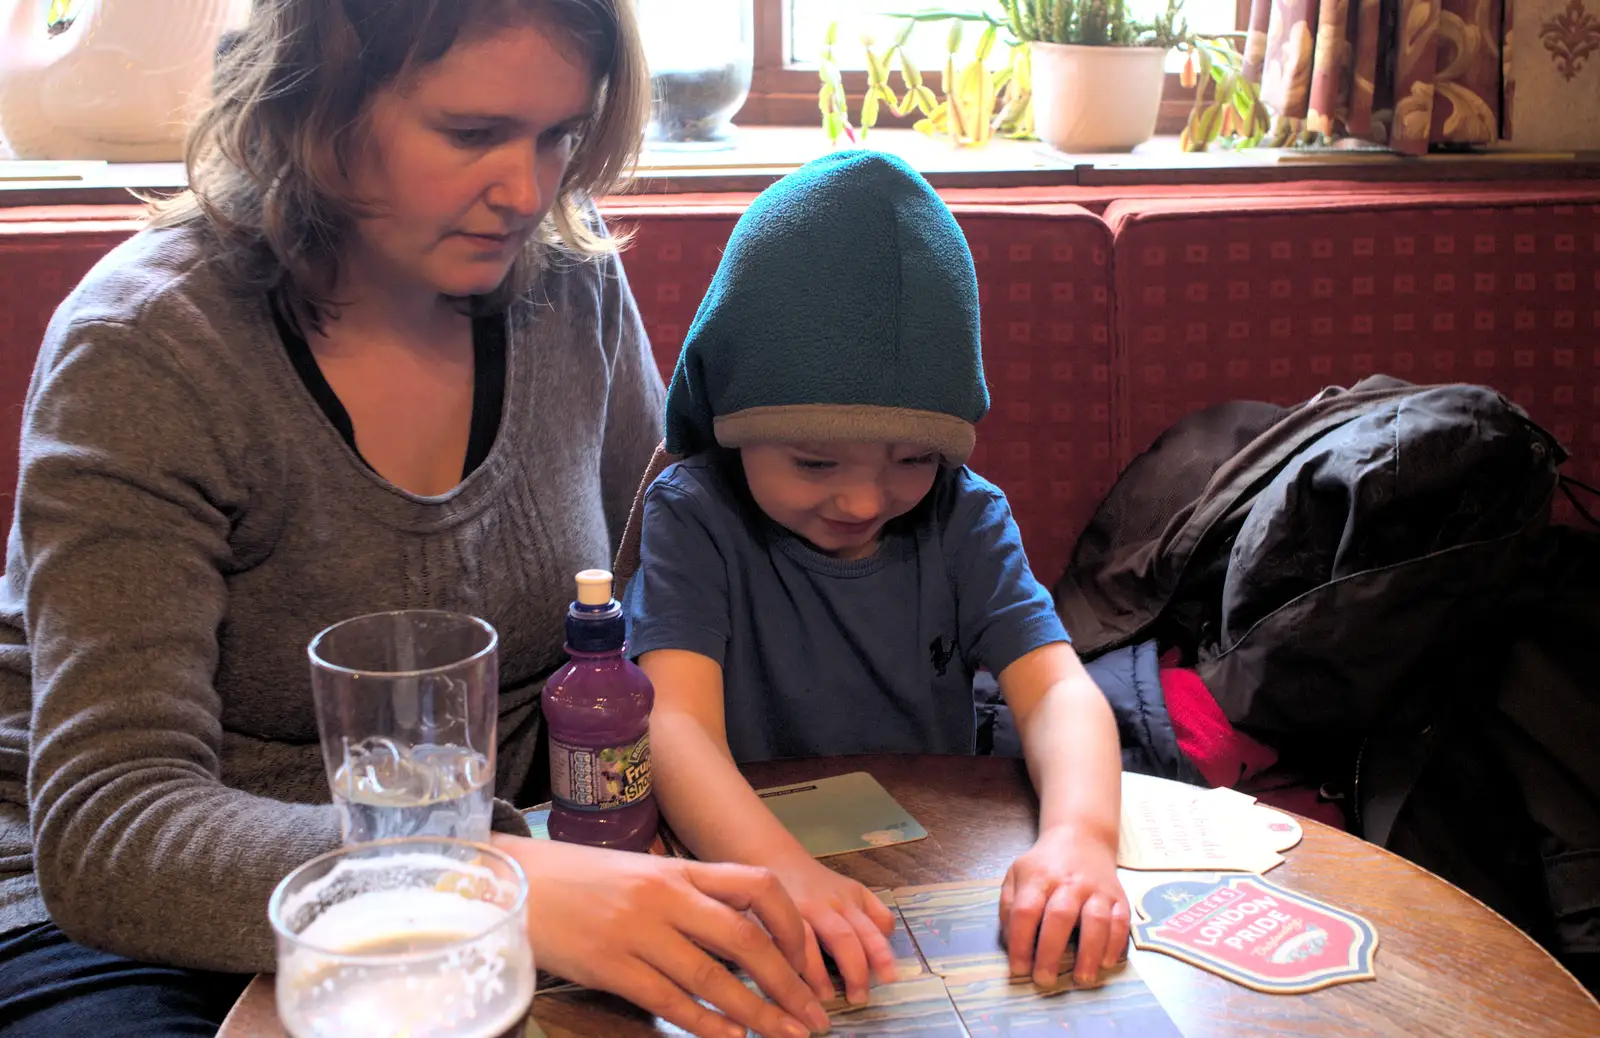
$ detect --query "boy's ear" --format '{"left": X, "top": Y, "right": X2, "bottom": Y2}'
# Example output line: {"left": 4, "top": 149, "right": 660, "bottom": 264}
{"left": 612, "top": 441, "right": 680, "bottom": 589}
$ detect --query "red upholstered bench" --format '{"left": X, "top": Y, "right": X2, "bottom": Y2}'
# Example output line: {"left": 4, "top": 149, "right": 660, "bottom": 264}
{"left": 1101, "top": 188, "right": 1600, "bottom": 495}
{"left": 4, "top": 186, "right": 1598, "bottom": 581}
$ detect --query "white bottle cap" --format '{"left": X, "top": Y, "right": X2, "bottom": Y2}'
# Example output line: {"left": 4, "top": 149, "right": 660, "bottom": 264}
{"left": 575, "top": 569, "right": 614, "bottom": 606}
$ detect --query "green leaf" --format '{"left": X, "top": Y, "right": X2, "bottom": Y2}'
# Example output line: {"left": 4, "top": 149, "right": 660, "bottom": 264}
{"left": 947, "top": 19, "right": 964, "bottom": 54}
{"left": 825, "top": 21, "right": 839, "bottom": 47}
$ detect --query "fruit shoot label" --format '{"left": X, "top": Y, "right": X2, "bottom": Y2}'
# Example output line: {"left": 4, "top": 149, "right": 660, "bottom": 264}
{"left": 549, "top": 731, "right": 652, "bottom": 811}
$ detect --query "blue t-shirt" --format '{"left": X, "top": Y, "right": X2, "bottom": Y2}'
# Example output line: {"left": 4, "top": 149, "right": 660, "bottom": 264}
{"left": 623, "top": 453, "right": 1068, "bottom": 762}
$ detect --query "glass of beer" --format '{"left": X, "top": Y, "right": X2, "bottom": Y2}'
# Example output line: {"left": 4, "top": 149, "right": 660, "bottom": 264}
{"left": 309, "top": 610, "right": 499, "bottom": 845}
{"left": 270, "top": 837, "right": 534, "bottom": 1038}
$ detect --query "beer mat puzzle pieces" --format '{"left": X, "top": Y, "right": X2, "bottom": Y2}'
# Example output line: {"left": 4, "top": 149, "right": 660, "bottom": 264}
{"left": 1131, "top": 873, "right": 1379, "bottom": 994}
{"left": 534, "top": 882, "right": 1186, "bottom": 1035}
{"left": 944, "top": 963, "right": 1183, "bottom": 1037}
{"left": 873, "top": 888, "right": 934, "bottom": 982}
{"left": 528, "top": 976, "right": 969, "bottom": 1037}
{"left": 892, "top": 879, "right": 1107, "bottom": 981}
{"left": 1117, "top": 772, "right": 1303, "bottom": 874}
{"left": 756, "top": 771, "right": 928, "bottom": 859}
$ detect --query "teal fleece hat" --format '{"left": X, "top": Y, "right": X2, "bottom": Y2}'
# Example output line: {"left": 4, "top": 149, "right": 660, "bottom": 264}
{"left": 663, "top": 149, "right": 988, "bottom": 464}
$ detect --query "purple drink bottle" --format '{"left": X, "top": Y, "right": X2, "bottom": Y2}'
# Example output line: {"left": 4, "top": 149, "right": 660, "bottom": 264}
{"left": 542, "top": 569, "right": 659, "bottom": 852}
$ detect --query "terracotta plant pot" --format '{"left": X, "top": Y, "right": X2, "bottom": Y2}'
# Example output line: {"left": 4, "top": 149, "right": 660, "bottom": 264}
{"left": 1030, "top": 41, "right": 1167, "bottom": 153}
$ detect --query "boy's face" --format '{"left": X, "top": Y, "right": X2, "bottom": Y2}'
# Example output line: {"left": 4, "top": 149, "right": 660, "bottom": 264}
{"left": 740, "top": 442, "right": 940, "bottom": 560}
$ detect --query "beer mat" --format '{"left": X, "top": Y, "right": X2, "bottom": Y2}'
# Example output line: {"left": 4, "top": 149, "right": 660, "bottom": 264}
{"left": 532, "top": 884, "right": 1185, "bottom": 1035}
{"left": 1118, "top": 772, "right": 1302, "bottom": 874}
{"left": 1131, "top": 873, "right": 1379, "bottom": 993}
{"left": 890, "top": 878, "right": 1132, "bottom": 983}
{"left": 756, "top": 771, "right": 928, "bottom": 859}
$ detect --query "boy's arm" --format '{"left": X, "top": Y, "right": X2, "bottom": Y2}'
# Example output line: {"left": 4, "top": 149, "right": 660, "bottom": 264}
{"left": 639, "top": 648, "right": 814, "bottom": 873}
{"left": 996, "top": 644, "right": 1130, "bottom": 990}
{"left": 641, "top": 648, "right": 896, "bottom": 1003}
{"left": 943, "top": 475, "right": 1128, "bottom": 986}
{"left": 1000, "top": 642, "right": 1121, "bottom": 856}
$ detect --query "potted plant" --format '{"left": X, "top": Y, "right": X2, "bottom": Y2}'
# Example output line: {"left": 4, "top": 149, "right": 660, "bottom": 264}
{"left": 1001, "top": 0, "right": 1187, "bottom": 153}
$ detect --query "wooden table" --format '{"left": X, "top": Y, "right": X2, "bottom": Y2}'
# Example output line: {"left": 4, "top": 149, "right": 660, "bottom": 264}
{"left": 220, "top": 754, "right": 1600, "bottom": 1037}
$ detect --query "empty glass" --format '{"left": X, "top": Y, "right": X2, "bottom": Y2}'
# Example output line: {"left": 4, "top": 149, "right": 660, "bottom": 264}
{"left": 270, "top": 837, "right": 534, "bottom": 1038}
{"left": 309, "top": 611, "right": 498, "bottom": 845}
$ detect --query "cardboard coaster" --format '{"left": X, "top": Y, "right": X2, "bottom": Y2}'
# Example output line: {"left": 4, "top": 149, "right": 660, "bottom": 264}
{"left": 1118, "top": 773, "right": 1301, "bottom": 874}
{"left": 758, "top": 771, "right": 929, "bottom": 858}
{"left": 1131, "top": 873, "right": 1379, "bottom": 994}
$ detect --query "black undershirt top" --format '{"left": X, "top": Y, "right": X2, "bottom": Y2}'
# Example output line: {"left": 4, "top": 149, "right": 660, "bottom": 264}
{"left": 270, "top": 299, "right": 507, "bottom": 480}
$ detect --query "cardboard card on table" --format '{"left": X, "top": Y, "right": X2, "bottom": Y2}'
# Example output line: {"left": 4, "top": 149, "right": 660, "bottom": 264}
{"left": 1131, "top": 872, "right": 1379, "bottom": 994}
{"left": 812, "top": 976, "right": 969, "bottom": 1037}
{"left": 890, "top": 879, "right": 1128, "bottom": 984}
{"left": 1117, "top": 772, "right": 1296, "bottom": 874}
{"left": 944, "top": 960, "right": 1184, "bottom": 1037}
{"left": 757, "top": 771, "right": 928, "bottom": 859}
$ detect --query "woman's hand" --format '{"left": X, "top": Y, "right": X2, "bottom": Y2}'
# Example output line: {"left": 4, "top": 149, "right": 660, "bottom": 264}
{"left": 493, "top": 835, "right": 831, "bottom": 1038}
{"left": 998, "top": 826, "right": 1130, "bottom": 987}
{"left": 770, "top": 857, "right": 897, "bottom": 1006}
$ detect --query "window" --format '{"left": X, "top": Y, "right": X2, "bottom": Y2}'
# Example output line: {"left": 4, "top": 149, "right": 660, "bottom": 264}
{"left": 743, "top": 0, "right": 1249, "bottom": 127}
{"left": 788, "top": 0, "right": 1242, "bottom": 70}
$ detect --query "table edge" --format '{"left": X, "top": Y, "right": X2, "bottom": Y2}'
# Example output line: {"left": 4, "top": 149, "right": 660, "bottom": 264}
{"left": 1291, "top": 814, "right": 1599, "bottom": 1007}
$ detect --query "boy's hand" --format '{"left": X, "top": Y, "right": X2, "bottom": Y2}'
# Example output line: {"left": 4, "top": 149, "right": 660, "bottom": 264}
{"left": 999, "top": 826, "right": 1130, "bottom": 987}
{"left": 771, "top": 857, "right": 897, "bottom": 1005}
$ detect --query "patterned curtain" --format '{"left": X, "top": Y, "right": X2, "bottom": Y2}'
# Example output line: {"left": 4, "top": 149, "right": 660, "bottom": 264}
{"left": 1242, "top": 0, "right": 1508, "bottom": 152}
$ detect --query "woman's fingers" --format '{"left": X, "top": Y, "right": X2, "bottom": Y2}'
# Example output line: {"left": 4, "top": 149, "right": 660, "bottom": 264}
{"left": 600, "top": 958, "right": 746, "bottom": 1038}
{"left": 674, "top": 863, "right": 830, "bottom": 1032}
{"left": 686, "top": 862, "right": 812, "bottom": 977}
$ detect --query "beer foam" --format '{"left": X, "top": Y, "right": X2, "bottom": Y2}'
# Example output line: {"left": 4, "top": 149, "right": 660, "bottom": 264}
{"left": 298, "top": 888, "right": 509, "bottom": 953}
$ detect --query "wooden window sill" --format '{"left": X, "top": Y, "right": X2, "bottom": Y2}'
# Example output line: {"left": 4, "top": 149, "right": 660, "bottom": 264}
{"left": 4, "top": 128, "right": 1598, "bottom": 208}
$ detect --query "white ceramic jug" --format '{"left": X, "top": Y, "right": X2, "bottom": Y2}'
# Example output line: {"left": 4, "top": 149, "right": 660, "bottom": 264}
{"left": 0, "top": 0, "right": 251, "bottom": 161}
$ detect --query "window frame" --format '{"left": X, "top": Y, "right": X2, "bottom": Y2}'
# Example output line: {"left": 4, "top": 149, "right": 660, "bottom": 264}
{"left": 737, "top": 0, "right": 1253, "bottom": 132}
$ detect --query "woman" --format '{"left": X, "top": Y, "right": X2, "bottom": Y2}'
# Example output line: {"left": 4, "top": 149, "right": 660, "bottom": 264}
{"left": 0, "top": 3, "right": 826, "bottom": 1037}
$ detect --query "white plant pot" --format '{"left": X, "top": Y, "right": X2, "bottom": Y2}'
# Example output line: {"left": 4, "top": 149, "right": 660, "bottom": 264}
{"left": 1030, "top": 42, "right": 1167, "bottom": 154}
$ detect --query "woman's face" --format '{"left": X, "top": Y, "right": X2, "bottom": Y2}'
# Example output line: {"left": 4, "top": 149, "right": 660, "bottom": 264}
{"left": 344, "top": 21, "right": 597, "bottom": 301}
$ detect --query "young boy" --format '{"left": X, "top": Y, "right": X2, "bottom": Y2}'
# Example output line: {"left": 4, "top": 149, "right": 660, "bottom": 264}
{"left": 621, "top": 150, "right": 1127, "bottom": 1007}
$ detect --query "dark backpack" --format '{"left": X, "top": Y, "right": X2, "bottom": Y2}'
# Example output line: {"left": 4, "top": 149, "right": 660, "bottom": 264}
{"left": 1055, "top": 376, "right": 1600, "bottom": 987}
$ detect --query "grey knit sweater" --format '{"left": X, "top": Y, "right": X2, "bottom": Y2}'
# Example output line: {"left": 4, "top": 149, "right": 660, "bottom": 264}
{"left": 0, "top": 222, "right": 665, "bottom": 972}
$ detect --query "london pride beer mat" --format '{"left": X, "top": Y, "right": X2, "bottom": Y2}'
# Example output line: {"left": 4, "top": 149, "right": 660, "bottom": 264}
{"left": 1131, "top": 873, "right": 1379, "bottom": 994}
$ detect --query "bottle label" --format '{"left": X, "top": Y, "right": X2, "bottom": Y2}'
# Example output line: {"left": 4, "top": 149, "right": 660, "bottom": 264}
{"left": 549, "top": 731, "right": 652, "bottom": 811}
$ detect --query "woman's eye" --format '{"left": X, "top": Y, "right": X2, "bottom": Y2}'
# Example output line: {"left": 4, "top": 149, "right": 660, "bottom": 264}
{"left": 540, "top": 128, "right": 578, "bottom": 151}
{"left": 900, "top": 453, "right": 937, "bottom": 467}
{"left": 449, "top": 126, "right": 500, "bottom": 147}
{"left": 793, "top": 458, "right": 835, "bottom": 472}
